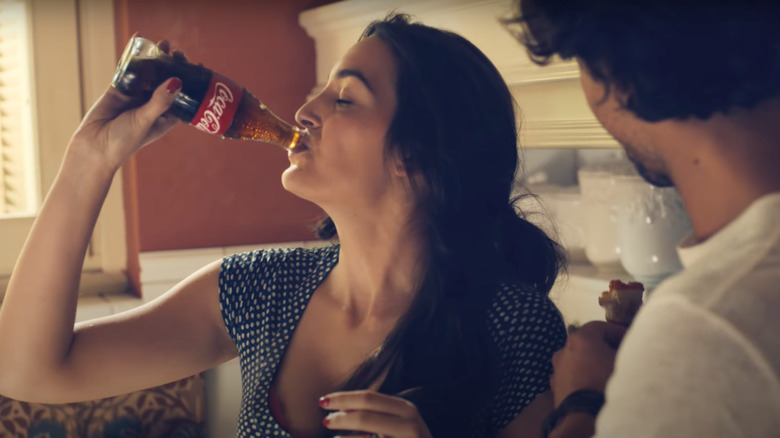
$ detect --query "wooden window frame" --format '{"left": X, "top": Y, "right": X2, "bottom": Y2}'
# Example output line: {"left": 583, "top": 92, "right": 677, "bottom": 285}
{"left": 0, "top": 0, "right": 128, "bottom": 299}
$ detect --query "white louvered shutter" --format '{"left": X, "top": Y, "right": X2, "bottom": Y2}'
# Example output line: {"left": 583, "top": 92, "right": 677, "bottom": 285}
{"left": 0, "top": 0, "right": 35, "bottom": 215}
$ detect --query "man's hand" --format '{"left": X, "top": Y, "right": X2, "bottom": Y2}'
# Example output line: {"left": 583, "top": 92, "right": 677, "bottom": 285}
{"left": 550, "top": 321, "right": 627, "bottom": 407}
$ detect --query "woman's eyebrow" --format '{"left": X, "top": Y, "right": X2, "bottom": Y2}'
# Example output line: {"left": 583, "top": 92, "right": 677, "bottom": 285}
{"left": 336, "top": 68, "right": 374, "bottom": 93}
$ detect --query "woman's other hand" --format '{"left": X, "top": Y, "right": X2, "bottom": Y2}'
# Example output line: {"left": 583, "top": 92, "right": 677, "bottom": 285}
{"left": 550, "top": 321, "right": 627, "bottom": 407}
{"left": 320, "top": 390, "right": 433, "bottom": 438}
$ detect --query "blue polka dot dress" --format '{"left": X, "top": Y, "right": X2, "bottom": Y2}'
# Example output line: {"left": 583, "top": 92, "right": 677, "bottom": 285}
{"left": 219, "top": 244, "right": 566, "bottom": 437}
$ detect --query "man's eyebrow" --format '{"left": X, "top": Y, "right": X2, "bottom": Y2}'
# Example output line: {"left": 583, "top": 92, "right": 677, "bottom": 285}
{"left": 336, "top": 69, "right": 373, "bottom": 93}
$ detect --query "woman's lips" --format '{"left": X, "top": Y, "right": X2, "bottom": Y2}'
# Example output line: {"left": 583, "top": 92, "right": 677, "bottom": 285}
{"left": 288, "top": 139, "right": 310, "bottom": 157}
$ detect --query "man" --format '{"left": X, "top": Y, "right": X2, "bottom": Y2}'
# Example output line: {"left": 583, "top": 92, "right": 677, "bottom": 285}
{"left": 505, "top": 1, "right": 780, "bottom": 437}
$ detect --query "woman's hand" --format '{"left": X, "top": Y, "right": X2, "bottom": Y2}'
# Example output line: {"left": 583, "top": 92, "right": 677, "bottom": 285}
{"left": 550, "top": 321, "right": 627, "bottom": 407}
{"left": 69, "top": 40, "right": 186, "bottom": 171}
{"left": 320, "top": 390, "right": 433, "bottom": 438}
{"left": 70, "top": 78, "right": 180, "bottom": 171}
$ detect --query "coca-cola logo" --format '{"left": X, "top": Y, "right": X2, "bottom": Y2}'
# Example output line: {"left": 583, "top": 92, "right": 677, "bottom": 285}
{"left": 195, "top": 82, "right": 234, "bottom": 134}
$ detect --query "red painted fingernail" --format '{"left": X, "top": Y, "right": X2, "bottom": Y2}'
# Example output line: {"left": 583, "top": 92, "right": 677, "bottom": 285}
{"left": 166, "top": 78, "right": 182, "bottom": 94}
{"left": 322, "top": 416, "right": 331, "bottom": 427}
{"left": 318, "top": 396, "right": 330, "bottom": 408}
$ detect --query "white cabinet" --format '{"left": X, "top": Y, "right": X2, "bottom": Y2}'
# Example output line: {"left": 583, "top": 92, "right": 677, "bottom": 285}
{"left": 299, "top": 0, "right": 618, "bottom": 148}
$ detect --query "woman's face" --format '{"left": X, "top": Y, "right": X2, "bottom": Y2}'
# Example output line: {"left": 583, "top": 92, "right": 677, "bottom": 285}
{"left": 283, "top": 36, "right": 407, "bottom": 213}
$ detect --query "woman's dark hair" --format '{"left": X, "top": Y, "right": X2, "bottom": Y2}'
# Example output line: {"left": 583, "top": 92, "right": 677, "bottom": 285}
{"left": 317, "top": 13, "right": 565, "bottom": 435}
{"left": 504, "top": 0, "right": 780, "bottom": 121}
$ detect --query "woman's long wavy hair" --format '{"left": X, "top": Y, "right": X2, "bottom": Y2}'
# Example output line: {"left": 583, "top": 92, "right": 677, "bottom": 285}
{"left": 316, "top": 13, "right": 565, "bottom": 436}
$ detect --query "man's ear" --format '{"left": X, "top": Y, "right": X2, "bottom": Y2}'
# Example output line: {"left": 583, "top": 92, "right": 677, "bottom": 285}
{"left": 578, "top": 57, "right": 632, "bottom": 109}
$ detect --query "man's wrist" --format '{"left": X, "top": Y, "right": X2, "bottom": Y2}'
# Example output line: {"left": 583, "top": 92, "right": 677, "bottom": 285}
{"left": 549, "top": 412, "right": 597, "bottom": 438}
{"left": 542, "top": 389, "right": 605, "bottom": 438}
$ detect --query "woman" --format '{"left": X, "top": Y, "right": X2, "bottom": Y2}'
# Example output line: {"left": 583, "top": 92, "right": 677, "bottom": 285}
{"left": 0, "top": 14, "right": 566, "bottom": 437}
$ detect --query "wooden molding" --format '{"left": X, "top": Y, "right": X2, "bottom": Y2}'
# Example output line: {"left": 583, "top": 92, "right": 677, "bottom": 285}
{"left": 522, "top": 119, "right": 618, "bottom": 149}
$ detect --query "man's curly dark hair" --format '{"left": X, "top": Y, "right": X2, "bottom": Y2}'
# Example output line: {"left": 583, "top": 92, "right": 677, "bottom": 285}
{"left": 505, "top": 0, "right": 780, "bottom": 122}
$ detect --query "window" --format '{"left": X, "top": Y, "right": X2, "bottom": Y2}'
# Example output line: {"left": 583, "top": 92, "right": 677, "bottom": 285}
{"left": 0, "top": 0, "right": 128, "bottom": 297}
{"left": 0, "top": 0, "right": 36, "bottom": 216}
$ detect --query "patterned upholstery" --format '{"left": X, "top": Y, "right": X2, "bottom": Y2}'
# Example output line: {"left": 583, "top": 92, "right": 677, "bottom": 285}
{"left": 0, "top": 374, "right": 205, "bottom": 438}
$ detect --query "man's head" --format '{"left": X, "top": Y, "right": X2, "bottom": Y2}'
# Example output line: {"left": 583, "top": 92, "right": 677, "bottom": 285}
{"left": 506, "top": 0, "right": 780, "bottom": 186}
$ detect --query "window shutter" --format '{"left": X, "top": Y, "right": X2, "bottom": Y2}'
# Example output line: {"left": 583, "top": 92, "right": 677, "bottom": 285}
{"left": 0, "top": 0, "right": 35, "bottom": 215}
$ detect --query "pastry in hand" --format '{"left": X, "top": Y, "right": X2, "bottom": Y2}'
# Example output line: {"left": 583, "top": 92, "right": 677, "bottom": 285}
{"left": 598, "top": 279, "right": 644, "bottom": 325}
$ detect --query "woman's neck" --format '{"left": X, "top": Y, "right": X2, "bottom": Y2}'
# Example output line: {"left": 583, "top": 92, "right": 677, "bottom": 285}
{"left": 325, "top": 207, "right": 427, "bottom": 326}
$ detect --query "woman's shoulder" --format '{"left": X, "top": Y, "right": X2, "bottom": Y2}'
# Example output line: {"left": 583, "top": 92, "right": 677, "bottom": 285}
{"left": 488, "top": 283, "right": 564, "bottom": 323}
{"left": 219, "top": 243, "right": 339, "bottom": 294}
{"left": 218, "top": 243, "right": 339, "bottom": 309}
{"left": 221, "top": 243, "right": 339, "bottom": 275}
{"left": 473, "top": 283, "right": 567, "bottom": 433}
{"left": 485, "top": 283, "right": 567, "bottom": 351}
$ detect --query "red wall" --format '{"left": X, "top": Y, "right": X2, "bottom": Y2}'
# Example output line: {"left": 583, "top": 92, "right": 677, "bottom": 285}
{"left": 115, "top": 0, "right": 336, "bottom": 258}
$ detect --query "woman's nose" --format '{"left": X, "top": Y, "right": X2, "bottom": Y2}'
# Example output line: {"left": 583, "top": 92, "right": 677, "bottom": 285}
{"left": 295, "top": 98, "right": 321, "bottom": 130}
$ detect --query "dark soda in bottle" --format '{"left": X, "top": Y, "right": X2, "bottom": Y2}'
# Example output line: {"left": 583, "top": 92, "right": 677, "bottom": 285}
{"left": 111, "top": 36, "right": 301, "bottom": 150}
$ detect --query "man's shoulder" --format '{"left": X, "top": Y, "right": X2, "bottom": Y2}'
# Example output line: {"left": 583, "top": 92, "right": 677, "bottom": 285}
{"left": 637, "top": 240, "right": 780, "bottom": 377}
{"left": 599, "top": 278, "right": 780, "bottom": 437}
{"left": 647, "top": 227, "right": 780, "bottom": 326}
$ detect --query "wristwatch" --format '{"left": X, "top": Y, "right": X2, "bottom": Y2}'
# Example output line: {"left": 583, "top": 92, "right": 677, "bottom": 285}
{"left": 542, "top": 389, "right": 605, "bottom": 438}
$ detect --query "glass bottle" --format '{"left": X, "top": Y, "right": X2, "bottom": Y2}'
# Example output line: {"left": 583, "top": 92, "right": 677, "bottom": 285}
{"left": 112, "top": 36, "right": 301, "bottom": 151}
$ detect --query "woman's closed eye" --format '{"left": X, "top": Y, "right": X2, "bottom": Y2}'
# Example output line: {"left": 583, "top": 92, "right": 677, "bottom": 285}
{"left": 335, "top": 97, "right": 353, "bottom": 106}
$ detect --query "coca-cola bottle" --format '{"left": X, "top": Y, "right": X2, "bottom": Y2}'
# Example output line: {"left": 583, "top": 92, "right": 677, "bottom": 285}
{"left": 111, "top": 36, "right": 301, "bottom": 150}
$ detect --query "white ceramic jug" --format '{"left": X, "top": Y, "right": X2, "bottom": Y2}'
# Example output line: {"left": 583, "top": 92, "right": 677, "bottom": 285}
{"left": 578, "top": 161, "right": 635, "bottom": 272}
{"left": 614, "top": 175, "right": 692, "bottom": 290}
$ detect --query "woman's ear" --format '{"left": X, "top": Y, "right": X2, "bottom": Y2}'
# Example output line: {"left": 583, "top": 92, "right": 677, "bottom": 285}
{"left": 391, "top": 152, "right": 409, "bottom": 177}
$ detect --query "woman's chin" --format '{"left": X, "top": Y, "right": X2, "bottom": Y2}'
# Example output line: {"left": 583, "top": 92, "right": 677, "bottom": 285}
{"left": 281, "top": 168, "right": 312, "bottom": 200}
{"left": 280, "top": 166, "right": 297, "bottom": 191}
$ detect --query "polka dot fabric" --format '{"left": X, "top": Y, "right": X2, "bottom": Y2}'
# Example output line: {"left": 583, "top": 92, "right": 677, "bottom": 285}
{"left": 219, "top": 245, "right": 339, "bottom": 437}
{"left": 219, "top": 245, "right": 566, "bottom": 437}
{"left": 477, "top": 284, "right": 567, "bottom": 435}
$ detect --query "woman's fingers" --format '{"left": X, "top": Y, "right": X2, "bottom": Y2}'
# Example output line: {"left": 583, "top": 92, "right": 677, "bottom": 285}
{"left": 333, "top": 435, "right": 378, "bottom": 438}
{"left": 156, "top": 39, "right": 188, "bottom": 63}
{"left": 157, "top": 39, "right": 169, "bottom": 54}
{"left": 135, "top": 77, "right": 180, "bottom": 127}
{"left": 172, "top": 49, "right": 188, "bottom": 63}
{"left": 81, "top": 85, "right": 140, "bottom": 125}
{"left": 321, "top": 390, "right": 418, "bottom": 418}
{"left": 321, "top": 391, "right": 432, "bottom": 438}
{"left": 76, "top": 77, "right": 180, "bottom": 166}
{"left": 133, "top": 77, "right": 181, "bottom": 145}
{"left": 324, "top": 409, "right": 415, "bottom": 436}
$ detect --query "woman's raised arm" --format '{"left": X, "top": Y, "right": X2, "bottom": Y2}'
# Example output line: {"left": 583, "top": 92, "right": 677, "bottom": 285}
{"left": 0, "top": 79, "right": 236, "bottom": 403}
